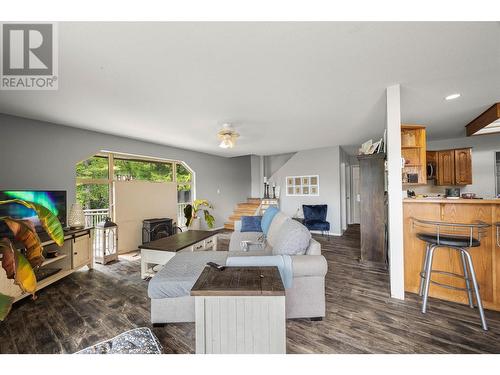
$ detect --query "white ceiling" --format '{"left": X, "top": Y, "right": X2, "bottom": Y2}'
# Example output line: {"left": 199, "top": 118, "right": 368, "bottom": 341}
{"left": 0, "top": 22, "right": 499, "bottom": 157}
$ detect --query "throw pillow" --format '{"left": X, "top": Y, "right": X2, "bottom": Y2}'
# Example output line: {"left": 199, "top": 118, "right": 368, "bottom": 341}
{"left": 261, "top": 206, "right": 279, "bottom": 235}
{"left": 266, "top": 212, "right": 291, "bottom": 248}
{"left": 272, "top": 219, "right": 311, "bottom": 255}
{"left": 240, "top": 216, "right": 263, "bottom": 232}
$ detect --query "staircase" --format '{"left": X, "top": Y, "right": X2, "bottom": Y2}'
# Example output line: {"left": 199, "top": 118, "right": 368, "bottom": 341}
{"left": 224, "top": 198, "right": 262, "bottom": 230}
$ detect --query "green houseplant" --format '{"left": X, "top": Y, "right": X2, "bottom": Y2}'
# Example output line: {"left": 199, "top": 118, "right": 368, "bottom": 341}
{"left": 0, "top": 199, "right": 64, "bottom": 320}
{"left": 183, "top": 199, "right": 215, "bottom": 229}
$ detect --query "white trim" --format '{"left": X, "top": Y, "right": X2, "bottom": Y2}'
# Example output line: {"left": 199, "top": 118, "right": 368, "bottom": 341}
{"left": 386, "top": 84, "right": 405, "bottom": 300}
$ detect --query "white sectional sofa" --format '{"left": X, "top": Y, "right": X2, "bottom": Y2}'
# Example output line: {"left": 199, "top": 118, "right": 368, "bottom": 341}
{"left": 148, "top": 209, "right": 328, "bottom": 324}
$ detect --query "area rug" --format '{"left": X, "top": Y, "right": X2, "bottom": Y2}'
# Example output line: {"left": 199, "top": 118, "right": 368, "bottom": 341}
{"left": 76, "top": 327, "right": 163, "bottom": 354}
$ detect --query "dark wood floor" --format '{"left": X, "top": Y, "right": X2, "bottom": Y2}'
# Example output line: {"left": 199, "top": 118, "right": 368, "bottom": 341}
{"left": 1, "top": 225, "right": 500, "bottom": 354}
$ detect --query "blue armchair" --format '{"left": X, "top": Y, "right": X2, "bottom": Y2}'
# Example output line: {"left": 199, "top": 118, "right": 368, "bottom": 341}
{"left": 302, "top": 204, "right": 330, "bottom": 239}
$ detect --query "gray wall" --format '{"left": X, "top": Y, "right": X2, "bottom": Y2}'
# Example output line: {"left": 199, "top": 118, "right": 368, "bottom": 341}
{"left": 410, "top": 133, "right": 500, "bottom": 198}
{"left": 268, "top": 146, "right": 342, "bottom": 235}
{"left": 263, "top": 153, "right": 295, "bottom": 178}
{"left": 250, "top": 155, "right": 263, "bottom": 198}
{"left": 0, "top": 114, "right": 251, "bottom": 229}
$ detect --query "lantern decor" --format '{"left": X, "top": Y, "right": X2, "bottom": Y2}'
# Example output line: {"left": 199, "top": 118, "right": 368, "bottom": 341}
{"left": 68, "top": 203, "right": 86, "bottom": 229}
{"left": 94, "top": 217, "right": 118, "bottom": 264}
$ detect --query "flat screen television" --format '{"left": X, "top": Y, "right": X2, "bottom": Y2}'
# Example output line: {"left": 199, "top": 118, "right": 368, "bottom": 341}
{"left": 0, "top": 190, "right": 67, "bottom": 237}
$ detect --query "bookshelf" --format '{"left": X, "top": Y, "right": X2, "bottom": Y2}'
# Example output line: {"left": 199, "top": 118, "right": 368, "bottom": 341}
{"left": 401, "top": 124, "right": 427, "bottom": 185}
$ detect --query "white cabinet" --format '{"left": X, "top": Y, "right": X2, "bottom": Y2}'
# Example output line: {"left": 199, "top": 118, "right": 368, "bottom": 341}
{"left": 72, "top": 233, "right": 92, "bottom": 269}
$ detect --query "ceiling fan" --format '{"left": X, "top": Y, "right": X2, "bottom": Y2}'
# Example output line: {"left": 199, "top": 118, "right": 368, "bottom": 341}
{"left": 217, "top": 123, "right": 240, "bottom": 149}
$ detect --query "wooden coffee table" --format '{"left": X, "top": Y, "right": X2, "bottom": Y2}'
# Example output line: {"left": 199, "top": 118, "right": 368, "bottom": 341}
{"left": 191, "top": 266, "right": 286, "bottom": 354}
{"left": 138, "top": 230, "right": 218, "bottom": 279}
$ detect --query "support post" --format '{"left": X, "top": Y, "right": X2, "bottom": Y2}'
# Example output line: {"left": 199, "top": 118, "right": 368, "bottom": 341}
{"left": 386, "top": 84, "right": 405, "bottom": 300}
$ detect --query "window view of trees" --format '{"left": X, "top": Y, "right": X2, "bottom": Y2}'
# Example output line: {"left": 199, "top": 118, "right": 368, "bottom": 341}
{"left": 114, "top": 158, "right": 173, "bottom": 182}
{"left": 76, "top": 156, "right": 109, "bottom": 179}
{"left": 75, "top": 154, "right": 194, "bottom": 210}
{"left": 76, "top": 183, "right": 109, "bottom": 209}
{"left": 176, "top": 163, "right": 192, "bottom": 203}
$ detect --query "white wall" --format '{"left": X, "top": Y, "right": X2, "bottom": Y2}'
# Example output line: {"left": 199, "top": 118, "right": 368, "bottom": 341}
{"left": 410, "top": 133, "right": 500, "bottom": 198}
{"left": 386, "top": 84, "right": 405, "bottom": 300}
{"left": 268, "top": 146, "right": 342, "bottom": 235}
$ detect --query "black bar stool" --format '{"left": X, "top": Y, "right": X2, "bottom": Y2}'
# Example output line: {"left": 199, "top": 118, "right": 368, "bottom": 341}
{"left": 412, "top": 218, "right": 490, "bottom": 331}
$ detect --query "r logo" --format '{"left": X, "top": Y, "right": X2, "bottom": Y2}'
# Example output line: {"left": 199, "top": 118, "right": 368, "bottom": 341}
{"left": 2, "top": 24, "right": 53, "bottom": 76}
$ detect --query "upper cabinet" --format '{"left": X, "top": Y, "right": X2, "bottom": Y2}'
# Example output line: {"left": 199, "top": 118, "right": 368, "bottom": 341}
{"left": 401, "top": 124, "right": 427, "bottom": 185}
{"left": 436, "top": 150, "right": 455, "bottom": 186}
{"left": 435, "top": 147, "right": 472, "bottom": 186}
{"left": 454, "top": 148, "right": 473, "bottom": 185}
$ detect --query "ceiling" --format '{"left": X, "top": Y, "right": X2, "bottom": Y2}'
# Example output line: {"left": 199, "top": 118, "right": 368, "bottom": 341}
{"left": 0, "top": 22, "right": 499, "bottom": 157}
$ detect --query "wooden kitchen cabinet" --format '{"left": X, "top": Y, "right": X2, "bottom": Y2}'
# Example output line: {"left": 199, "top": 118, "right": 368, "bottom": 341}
{"left": 436, "top": 150, "right": 455, "bottom": 185}
{"left": 454, "top": 148, "right": 473, "bottom": 185}
{"left": 435, "top": 147, "right": 472, "bottom": 186}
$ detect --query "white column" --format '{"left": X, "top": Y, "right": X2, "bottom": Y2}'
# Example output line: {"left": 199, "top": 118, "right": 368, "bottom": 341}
{"left": 386, "top": 84, "right": 405, "bottom": 300}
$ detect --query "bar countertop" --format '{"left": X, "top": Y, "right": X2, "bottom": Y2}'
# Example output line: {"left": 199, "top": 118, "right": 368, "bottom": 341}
{"left": 403, "top": 197, "right": 500, "bottom": 204}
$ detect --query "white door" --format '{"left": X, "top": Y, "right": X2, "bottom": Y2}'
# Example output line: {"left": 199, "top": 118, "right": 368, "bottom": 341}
{"left": 350, "top": 165, "right": 361, "bottom": 224}
{"left": 340, "top": 163, "right": 347, "bottom": 232}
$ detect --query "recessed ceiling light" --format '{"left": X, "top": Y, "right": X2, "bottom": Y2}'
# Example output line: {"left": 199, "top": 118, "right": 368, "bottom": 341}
{"left": 445, "top": 93, "right": 461, "bottom": 101}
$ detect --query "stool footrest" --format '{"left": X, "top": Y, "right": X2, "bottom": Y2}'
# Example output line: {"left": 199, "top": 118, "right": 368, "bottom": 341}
{"left": 419, "top": 270, "right": 476, "bottom": 292}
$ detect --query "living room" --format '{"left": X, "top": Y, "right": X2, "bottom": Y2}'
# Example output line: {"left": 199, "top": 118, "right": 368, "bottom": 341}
{"left": 1, "top": 2, "right": 500, "bottom": 374}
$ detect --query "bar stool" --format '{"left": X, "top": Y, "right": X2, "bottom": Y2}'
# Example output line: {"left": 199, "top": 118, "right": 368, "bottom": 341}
{"left": 412, "top": 218, "right": 491, "bottom": 331}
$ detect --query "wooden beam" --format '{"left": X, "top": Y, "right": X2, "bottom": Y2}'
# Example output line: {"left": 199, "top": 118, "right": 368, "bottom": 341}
{"left": 466, "top": 103, "right": 500, "bottom": 136}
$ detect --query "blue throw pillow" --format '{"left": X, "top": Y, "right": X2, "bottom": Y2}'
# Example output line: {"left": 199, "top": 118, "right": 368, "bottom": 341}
{"left": 261, "top": 206, "right": 279, "bottom": 235}
{"left": 241, "top": 216, "right": 263, "bottom": 232}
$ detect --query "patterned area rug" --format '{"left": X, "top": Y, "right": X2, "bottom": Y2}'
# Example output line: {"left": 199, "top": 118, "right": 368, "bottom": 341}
{"left": 76, "top": 327, "right": 162, "bottom": 354}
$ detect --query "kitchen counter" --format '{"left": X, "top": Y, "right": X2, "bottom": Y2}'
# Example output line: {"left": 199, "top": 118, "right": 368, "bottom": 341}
{"left": 403, "top": 198, "right": 500, "bottom": 311}
{"left": 404, "top": 197, "right": 500, "bottom": 204}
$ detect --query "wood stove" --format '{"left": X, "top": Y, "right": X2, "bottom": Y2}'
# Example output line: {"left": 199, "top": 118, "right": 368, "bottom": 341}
{"left": 142, "top": 218, "right": 174, "bottom": 244}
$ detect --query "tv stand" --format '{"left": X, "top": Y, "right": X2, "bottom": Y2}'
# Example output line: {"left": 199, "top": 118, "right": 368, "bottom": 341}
{"left": 0, "top": 228, "right": 93, "bottom": 303}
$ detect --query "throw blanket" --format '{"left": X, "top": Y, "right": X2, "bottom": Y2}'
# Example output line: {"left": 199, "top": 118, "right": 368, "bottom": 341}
{"left": 226, "top": 255, "right": 293, "bottom": 288}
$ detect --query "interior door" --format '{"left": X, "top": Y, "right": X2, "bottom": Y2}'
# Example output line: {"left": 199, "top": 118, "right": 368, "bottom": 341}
{"left": 350, "top": 165, "right": 360, "bottom": 224}
{"left": 340, "top": 163, "right": 347, "bottom": 232}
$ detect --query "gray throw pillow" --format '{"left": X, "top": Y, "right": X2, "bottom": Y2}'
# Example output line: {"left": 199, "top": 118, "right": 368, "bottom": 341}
{"left": 272, "top": 219, "right": 311, "bottom": 255}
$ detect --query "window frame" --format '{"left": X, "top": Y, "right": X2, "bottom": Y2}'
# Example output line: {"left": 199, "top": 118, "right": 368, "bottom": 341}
{"left": 76, "top": 151, "right": 195, "bottom": 224}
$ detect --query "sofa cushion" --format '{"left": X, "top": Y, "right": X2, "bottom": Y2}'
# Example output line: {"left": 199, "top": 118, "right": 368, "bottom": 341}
{"left": 272, "top": 219, "right": 311, "bottom": 255}
{"left": 240, "top": 215, "right": 263, "bottom": 232}
{"left": 148, "top": 252, "right": 228, "bottom": 299}
{"left": 267, "top": 211, "right": 291, "bottom": 248}
{"left": 261, "top": 206, "right": 279, "bottom": 235}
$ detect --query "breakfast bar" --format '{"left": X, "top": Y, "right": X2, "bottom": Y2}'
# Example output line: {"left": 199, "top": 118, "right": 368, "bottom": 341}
{"left": 404, "top": 198, "right": 500, "bottom": 312}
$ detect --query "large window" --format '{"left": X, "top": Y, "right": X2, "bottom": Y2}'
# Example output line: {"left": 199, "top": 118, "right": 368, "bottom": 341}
{"left": 75, "top": 152, "right": 194, "bottom": 227}
{"left": 114, "top": 157, "right": 173, "bottom": 182}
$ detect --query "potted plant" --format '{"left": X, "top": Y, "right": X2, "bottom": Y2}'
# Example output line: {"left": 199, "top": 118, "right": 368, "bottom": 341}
{"left": 183, "top": 199, "right": 215, "bottom": 230}
{"left": 0, "top": 199, "right": 64, "bottom": 321}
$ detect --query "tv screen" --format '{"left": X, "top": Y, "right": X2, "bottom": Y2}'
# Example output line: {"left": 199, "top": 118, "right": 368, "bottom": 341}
{"left": 0, "top": 190, "right": 67, "bottom": 237}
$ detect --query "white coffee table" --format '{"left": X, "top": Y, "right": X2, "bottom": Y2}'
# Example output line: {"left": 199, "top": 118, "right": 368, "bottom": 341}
{"left": 138, "top": 230, "right": 218, "bottom": 279}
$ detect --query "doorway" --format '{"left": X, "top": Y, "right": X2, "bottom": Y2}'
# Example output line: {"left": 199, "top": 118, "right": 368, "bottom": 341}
{"left": 350, "top": 165, "right": 360, "bottom": 224}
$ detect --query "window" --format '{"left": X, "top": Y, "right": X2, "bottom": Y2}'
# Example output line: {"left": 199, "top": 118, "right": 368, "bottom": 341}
{"left": 76, "top": 156, "right": 109, "bottom": 179}
{"left": 114, "top": 158, "right": 173, "bottom": 182}
{"left": 176, "top": 163, "right": 192, "bottom": 204}
{"left": 76, "top": 183, "right": 110, "bottom": 210}
{"left": 76, "top": 152, "right": 195, "bottom": 228}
